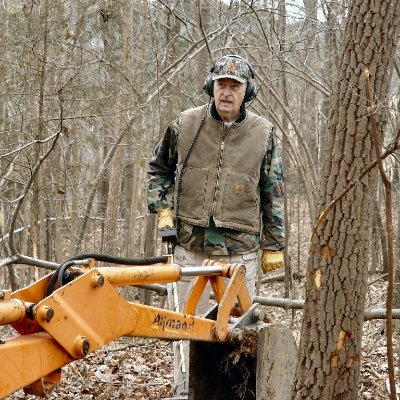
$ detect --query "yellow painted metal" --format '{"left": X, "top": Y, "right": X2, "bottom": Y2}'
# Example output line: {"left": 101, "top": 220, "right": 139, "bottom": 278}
{"left": 0, "top": 289, "right": 11, "bottom": 300}
{"left": 184, "top": 259, "right": 230, "bottom": 316}
{"left": 184, "top": 276, "right": 208, "bottom": 315}
{"left": 35, "top": 270, "right": 139, "bottom": 358}
{"left": 11, "top": 273, "right": 53, "bottom": 303}
{"left": 216, "top": 264, "right": 251, "bottom": 341}
{"left": 184, "top": 275, "right": 228, "bottom": 316}
{"left": 0, "top": 258, "right": 253, "bottom": 397}
{"left": 0, "top": 299, "right": 26, "bottom": 325}
{"left": 10, "top": 273, "right": 53, "bottom": 335}
{"left": 0, "top": 332, "right": 72, "bottom": 399}
{"left": 99, "top": 264, "right": 181, "bottom": 286}
{"left": 128, "top": 303, "right": 217, "bottom": 342}
{"left": 35, "top": 268, "right": 218, "bottom": 359}
{"left": 210, "top": 276, "right": 228, "bottom": 303}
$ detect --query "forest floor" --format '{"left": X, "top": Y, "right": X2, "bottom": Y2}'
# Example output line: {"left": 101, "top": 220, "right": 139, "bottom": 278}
{"left": 4, "top": 269, "right": 395, "bottom": 400}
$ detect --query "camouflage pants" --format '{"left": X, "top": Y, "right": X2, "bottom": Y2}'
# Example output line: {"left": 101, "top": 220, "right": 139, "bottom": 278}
{"left": 168, "top": 245, "right": 259, "bottom": 396}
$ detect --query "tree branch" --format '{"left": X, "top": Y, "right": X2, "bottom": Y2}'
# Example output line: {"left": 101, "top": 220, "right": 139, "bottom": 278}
{"left": 311, "top": 137, "right": 400, "bottom": 238}
{"left": 197, "top": 0, "right": 213, "bottom": 62}
{"left": 365, "top": 69, "right": 396, "bottom": 398}
{"left": 8, "top": 119, "right": 63, "bottom": 255}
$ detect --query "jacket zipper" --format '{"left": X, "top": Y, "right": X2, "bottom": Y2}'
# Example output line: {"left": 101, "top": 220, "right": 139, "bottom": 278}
{"left": 210, "top": 125, "right": 230, "bottom": 216}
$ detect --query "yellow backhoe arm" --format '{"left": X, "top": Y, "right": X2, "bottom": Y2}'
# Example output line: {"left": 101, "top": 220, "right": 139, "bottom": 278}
{"left": 0, "top": 257, "right": 253, "bottom": 398}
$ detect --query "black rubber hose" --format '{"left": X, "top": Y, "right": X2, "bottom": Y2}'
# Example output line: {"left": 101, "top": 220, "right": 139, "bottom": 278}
{"left": 46, "top": 269, "right": 59, "bottom": 296}
{"left": 57, "top": 260, "right": 77, "bottom": 289}
{"left": 47, "top": 260, "right": 76, "bottom": 296}
{"left": 46, "top": 254, "right": 169, "bottom": 296}
{"left": 66, "top": 253, "right": 168, "bottom": 265}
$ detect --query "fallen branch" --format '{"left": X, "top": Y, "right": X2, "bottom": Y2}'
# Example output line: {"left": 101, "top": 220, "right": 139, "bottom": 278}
{"left": 254, "top": 296, "right": 400, "bottom": 321}
{"left": 261, "top": 273, "right": 285, "bottom": 283}
{"left": 261, "top": 271, "right": 304, "bottom": 284}
{"left": 253, "top": 295, "right": 304, "bottom": 310}
{"left": 0, "top": 254, "right": 58, "bottom": 270}
{"left": 368, "top": 273, "right": 388, "bottom": 286}
{"left": 364, "top": 309, "right": 400, "bottom": 321}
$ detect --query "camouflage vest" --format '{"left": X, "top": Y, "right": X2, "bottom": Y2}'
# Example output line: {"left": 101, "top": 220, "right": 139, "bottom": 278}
{"left": 175, "top": 104, "right": 273, "bottom": 235}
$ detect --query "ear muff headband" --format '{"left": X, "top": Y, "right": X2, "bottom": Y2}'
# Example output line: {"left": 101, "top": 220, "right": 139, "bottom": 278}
{"left": 203, "top": 55, "right": 257, "bottom": 102}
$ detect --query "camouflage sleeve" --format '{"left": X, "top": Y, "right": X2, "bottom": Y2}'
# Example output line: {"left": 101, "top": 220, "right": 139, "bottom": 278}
{"left": 259, "top": 129, "right": 285, "bottom": 250}
{"left": 147, "top": 122, "right": 179, "bottom": 213}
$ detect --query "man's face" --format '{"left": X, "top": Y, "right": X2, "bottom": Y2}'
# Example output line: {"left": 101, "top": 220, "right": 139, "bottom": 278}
{"left": 213, "top": 78, "right": 246, "bottom": 123}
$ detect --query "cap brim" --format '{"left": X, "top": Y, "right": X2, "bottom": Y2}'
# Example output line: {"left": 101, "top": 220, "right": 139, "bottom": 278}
{"left": 211, "top": 74, "right": 247, "bottom": 84}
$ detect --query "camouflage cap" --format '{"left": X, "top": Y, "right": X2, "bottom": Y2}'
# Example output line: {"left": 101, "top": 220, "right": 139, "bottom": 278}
{"left": 211, "top": 55, "right": 253, "bottom": 84}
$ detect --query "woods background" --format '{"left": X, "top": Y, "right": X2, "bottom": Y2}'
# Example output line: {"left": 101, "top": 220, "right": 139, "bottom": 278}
{"left": 1, "top": 0, "right": 335, "bottom": 280}
{"left": 1, "top": 1, "right": 400, "bottom": 399}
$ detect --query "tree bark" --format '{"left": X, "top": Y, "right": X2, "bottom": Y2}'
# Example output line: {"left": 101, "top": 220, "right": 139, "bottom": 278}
{"left": 293, "top": 0, "right": 400, "bottom": 398}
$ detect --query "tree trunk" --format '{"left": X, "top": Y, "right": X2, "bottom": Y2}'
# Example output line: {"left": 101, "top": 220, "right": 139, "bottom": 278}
{"left": 31, "top": 0, "right": 49, "bottom": 262}
{"left": 293, "top": 0, "right": 400, "bottom": 398}
{"left": 373, "top": 196, "right": 388, "bottom": 274}
{"left": 126, "top": 144, "right": 142, "bottom": 257}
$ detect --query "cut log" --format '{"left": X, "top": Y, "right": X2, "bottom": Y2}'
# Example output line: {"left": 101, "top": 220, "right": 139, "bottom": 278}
{"left": 256, "top": 324, "right": 297, "bottom": 400}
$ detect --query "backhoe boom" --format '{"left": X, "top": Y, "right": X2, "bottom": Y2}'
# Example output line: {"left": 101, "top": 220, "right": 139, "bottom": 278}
{"left": 0, "top": 257, "right": 254, "bottom": 398}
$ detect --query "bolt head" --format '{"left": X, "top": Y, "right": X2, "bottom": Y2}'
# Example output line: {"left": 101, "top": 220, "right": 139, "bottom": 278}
{"left": 37, "top": 305, "right": 54, "bottom": 322}
{"left": 97, "top": 275, "right": 104, "bottom": 287}
{"left": 92, "top": 273, "right": 105, "bottom": 288}
{"left": 74, "top": 335, "right": 90, "bottom": 357}
{"left": 230, "top": 328, "right": 244, "bottom": 342}
{"left": 81, "top": 339, "right": 90, "bottom": 355}
{"left": 45, "top": 307, "right": 55, "bottom": 322}
{"left": 253, "top": 307, "right": 266, "bottom": 322}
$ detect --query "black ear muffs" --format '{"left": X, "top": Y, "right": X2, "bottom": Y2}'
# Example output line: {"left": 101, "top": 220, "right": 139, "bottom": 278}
{"left": 203, "top": 55, "right": 257, "bottom": 102}
{"left": 244, "top": 81, "right": 257, "bottom": 102}
{"left": 203, "top": 76, "right": 214, "bottom": 98}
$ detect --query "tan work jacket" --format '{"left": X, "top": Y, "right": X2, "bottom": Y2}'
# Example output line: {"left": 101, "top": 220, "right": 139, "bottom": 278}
{"left": 175, "top": 104, "right": 273, "bottom": 235}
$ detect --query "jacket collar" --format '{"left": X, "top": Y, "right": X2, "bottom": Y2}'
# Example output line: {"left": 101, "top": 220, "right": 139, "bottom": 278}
{"left": 210, "top": 101, "right": 247, "bottom": 124}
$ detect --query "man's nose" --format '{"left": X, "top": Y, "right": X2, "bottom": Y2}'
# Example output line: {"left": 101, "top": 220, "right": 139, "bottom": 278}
{"left": 222, "top": 87, "right": 232, "bottom": 96}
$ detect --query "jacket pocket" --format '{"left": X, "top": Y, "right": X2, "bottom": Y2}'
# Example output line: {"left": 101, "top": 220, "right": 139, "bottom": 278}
{"left": 220, "top": 171, "right": 259, "bottom": 227}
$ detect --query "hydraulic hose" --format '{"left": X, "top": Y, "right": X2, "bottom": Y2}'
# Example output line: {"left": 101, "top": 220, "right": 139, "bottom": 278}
{"left": 65, "top": 253, "right": 168, "bottom": 265}
{"left": 46, "top": 253, "right": 169, "bottom": 296}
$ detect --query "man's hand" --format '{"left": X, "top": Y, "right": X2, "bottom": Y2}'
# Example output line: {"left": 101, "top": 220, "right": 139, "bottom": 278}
{"left": 157, "top": 209, "right": 176, "bottom": 255}
{"left": 157, "top": 208, "right": 174, "bottom": 230}
{"left": 261, "top": 250, "right": 284, "bottom": 273}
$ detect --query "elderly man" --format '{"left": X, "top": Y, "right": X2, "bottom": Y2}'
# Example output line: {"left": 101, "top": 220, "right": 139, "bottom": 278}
{"left": 147, "top": 55, "right": 285, "bottom": 398}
